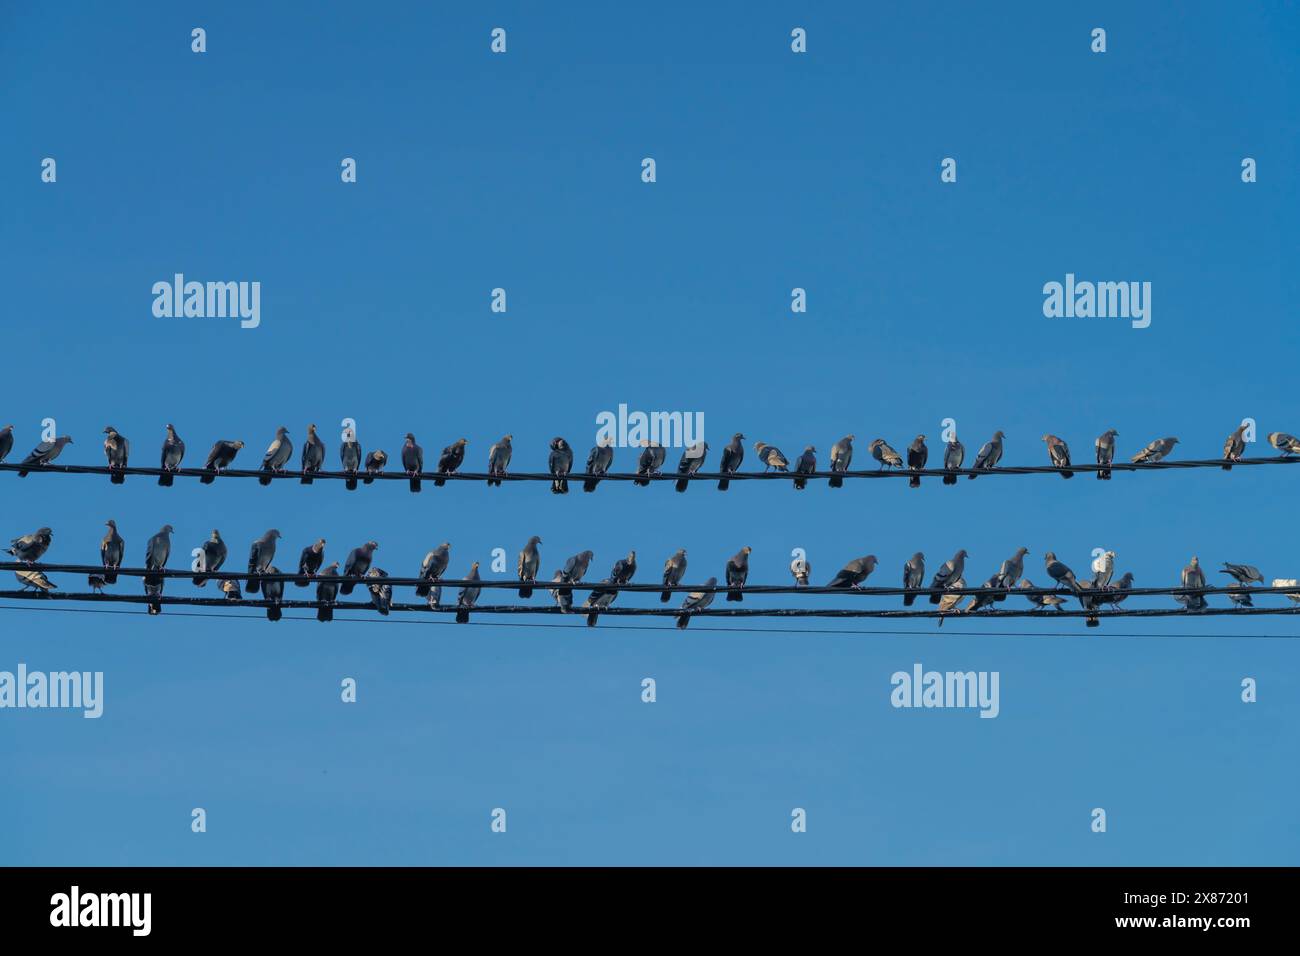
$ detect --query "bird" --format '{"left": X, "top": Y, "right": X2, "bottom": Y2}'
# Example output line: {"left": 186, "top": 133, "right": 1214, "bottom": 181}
{"left": 963, "top": 575, "right": 1002, "bottom": 614}
{"left": 906, "top": 435, "right": 928, "bottom": 488}
{"left": 969, "top": 430, "right": 1005, "bottom": 478}
{"left": 928, "top": 550, "right": 967, "bottom": 603}
{"left": 365, "top": 568, "right": 392, "bottom": 616}
{"left": 1042, "top": 434, "right": 1073, "bottom": 478}
{"left": 550, "top": 570, "right": 573, "bottom": 612}
{"left": 755, "top": 442, "right": 789, "bottom": 474}
{"left": 1019, "top": 579, "right": 1066, "bottom": 611}
{"left": 549, "top": 438, "right": 573, "bottom": 494}
{"left": 1043, "top": 552, "right": 1079, "bottom": 591}
{"left": 676, "top": 577, "right": 717, "bottom": 629}
{"left": 259, "top": 427, "right": 293, "bottom": 485}
{"left": 315, "top": 562, "right": 340, "bottom": 621}
{"left": 517, "top": 536, "right": 542, "bottom": 597}
{"left": 1105, "top": 572, "right": 1135, "bottom": 609}
{"left": 340, "top": 434, "right": 363, "bottom": 490}
{"left": 1227, "top": 587, "right": 1253, "bottom": 609}
{"left": 993, "top": 548, "right": 1029, "bottom": 597}
{"left": 725, "top": 546, "right": 751, "bottom": 601}
{"left": 584, "top": 440, "right": 614, "bottom": 493}
{"left": 416, "top": 543, "right": 450, "bottom": 601}
{"left": 1095, "top": 429, "right": 1117, "bottom": 480}
{"left": 200, "top": 440, "right": 244, "bottom": 483}
{"left": 435, "top": 438, "right": 468, "bottom": 486}
{"left": 455, "top": 562, "right": 481, "bottom": 623}
{"left": 1131, "top": 436, "right": 1179, "bottom": 464}
{"left": 718, "top": 433, "right": 745, "bottom": 491}
{"left": 827, "top": 555, "right": 879, "bottom": 589}
{"left": 87, "top": 574, "right": 106, "bottom": 594}
{"left": 661, "top": 550, "right": 687, "bottom": 602}
{"left": 487, "top": 435, "right": 512, "bottom": 487}
{"left": 562, "top": 550, "right": 593, "bottom": 584}
{"left": 634, "top": 441, "right": 666, "bottom": 487}
{"left": 902, "top": 553, "right": 925, "bottom": 606}
{"left": 1090, "top": 550, "right": 1115, "bottom": 589}
{"left": 401, "top": 433, "right": 423, "bottom": 492}
{"left": 342, "top": 541, "right": 378, "bottom": 595}
{"left": 16, "top": 568, "right": 56, "bottom": 592}
{"left": 7, "top": 528, "right": 52, "bottom": 563}
{"left": 295, "top": 538, "right": 326, "bottom": 586}
{"left": 245, "top": 529, "right": 281, "bottom": 595}
{"left": 1076, "top": 579, "right": 1104, "bottom": 627}
{"left": 793, "top": 446, "right": 816, "bottom": 490}
{"left": 0, "top": 424, "right": 13, "bottom": 463}
{"left": 262, "top": 565, "right": 285, "bottom": 621}
{"left": 363, "top": 450, "right": 387, "bottom": 483}
{"left": 828, "top": 435, "right": 854, "bottom": 488}
{"left": 1219, "top": 562, "right": 1263, "bottom": 586}
{"left": 1267, "top": 431, "right": 1300, "bottom": 456}
{"left": 143, "top": 524, "right": 173, "bottom": 615}
{"left": 611, "top": 551, "right": 637, "bottom": 585}
{"left": 790, "top": 554, "right": 811, "bottom": 587}
{"left": 192, "top": 529, "right": 227, "bottom": 587}
{"left": 159, "top": 424, "right": 185, "bottom": 486}
{"left": 103, "top": 426, "right": 129, "bottom": 484}
{"left": 1179, "top": 556, "right": 1207, "bottom": 611}
{"left": 869, "top": 439, "right": 902, "bottom": 470}
{"left": 675, "top": 441, "right": 708, "bottom": 492}
{"left": 221, "top": 578, "right": 242, "bottom": 601}
{"left": 16, "top": 435, "right": 72, "bottom": 476}
{"left": 300, "top": 424, "right": 326, "bottom": 484}
{"left": 1271, "top": 579, "right": 1300, "bottom": 605}
{"left": 942, "top": 434, "right": 964, "bottom": 485}
{"left": 935, "top": 577, "right": 966, "bottom": 626}
{"left": 100, "top": 520, "right": 124, "bottom": 585}
{"left": 1222, "top": 423, "right": 1248, "bottom": 471}
{"left": 583, "top": 580, "right": 618, "bottom": 627}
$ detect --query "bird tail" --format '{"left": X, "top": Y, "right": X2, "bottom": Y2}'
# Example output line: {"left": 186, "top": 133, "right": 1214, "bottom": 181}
{"left": 362, "top": 474, "right": 374, "bottom": 485}
{"left": 587, "top": 611, "right": 599, "bottom": 627}
{"left": 717, "top": 478, "right": 730, "bottom": 491}
{"left": 1097, "top": 468, "right": 1110, "bottom": 480}
{"left": 433, "top": 477, "right": 446, "bottom": 487}
{"left": 267, "top": 605, "right": 282, "bottom": 622}
{"left": 345, "top": 476, "right": 357, "bottom": 490}
{"left": 409, "top": 477, "right": 421, "bottom": 493}
{"left": 793, "top": 476, "right": 806, "bottom": 490}
{"left": 148, "top": 601, "right": 161, "bottom": 616}
{"left": 553, "top": 478, "right": 568, "bottom": 494}
{"left": 340, "top": 581, "right": 355, "bottom": 595}
{"left": 583, "top": 477, "right": 599, "bottom": 492}
{"left": 158, "top": 472, "right": 174, "bottom": 487}
{"left": 16, "top": 470, "right": 28, "bottom": 478}
{"left": 301, "top": 474, "right": 314, "bottom": 485}
{"left": 455, "top": 609, "right": 469, "bottom": 624}
{"left": 909, "top": 475, "right": 920, "bottom": 488}
{"left": 727, "top": 588, "right": 742, "bottom": 602}
{"left": 317, "top": 605, "right": 333, "bottom": 622}
{"left": 199, "top": 472, "right": 215, "bottom": 484}
{"left": 929, "top": 592, "right": 942, "bottom": 605}
{"left": 487, "top": 477, "right": 500, "bottom": 487}
{"left": 676, "top": 613, "right": 690, "bottom": 629}
{"left": 1060, "top": 469, "right": 1074, "bottom": 479}
{"left": 192, "top": 574, "right": 206, "bottom": 587}
{"left": 111, "top": 471, "right": 125, "bottom": 485}
{"left": 102, "top": 570, "right": 117, "bottom": 585}
{"left": 415, "top": 583, "right": 430, "bottom": 597}
{"left": 294, "top": 575, "right": 309, "bottom": 587}
{"left": 675, "top": 478, "right": 689, "bottom": 493}
{"left": 942, "top": 473, "right": 956, "bottom": 485}
{"left": 828, "top": 475, "right": 842, "bottom": 489}
{"left": 519, "top": 584, "right": 533, "bottom": 599}
{"left": 1221, "top": 462, "right": 1232, "bottom": 471}
{"left": 259, "top": 469, "right": 273, "bottom": 486}
{"left": 967, "top": 472, "right": 978, "bottom": 480}
{"left": 247, "top": 577, "right": 261, "bottom": 595}
{"left": 903, "top": 592, "right": 916, "bottom": 607}
{"left": 377, "top": 604, "right": 389, "bottom": 617}
{"left": 660, "top": 589, "right": 671, "bottom": 602}
{"left": 937, "top": 614, "right": 945, "bottom": 628}
{"left": 1086, "top": 616, "right": 1099, "bottom": 628}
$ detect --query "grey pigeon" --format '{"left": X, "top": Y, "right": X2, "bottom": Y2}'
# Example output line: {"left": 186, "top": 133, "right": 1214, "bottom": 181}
{"left": 928, "top": 550, "right": 967, "bottom": 603}
{"left": 16, "top": 435, "right": 72, "bottom": 476}
{"left": 1042, "top": 434, "right": 1072, "bottom": 478}
{"left": 363, "top": 449, "right": 387, "bottom": 483}
{"left": 942, "top": 436, "right": 964, "bottom": 485}
{"left": 964, "top": 575, "right": 1002, "bottom": 614}
{"left": 259, "top": 427, "right": 293, "bottom": 485}
{"left": 790, "top": 554, "right": 811, "bottom": 586}
{"left": 1043, "top": 551, "right": 1079, "bottom": 591}
{"left": 1020, "top": 579, "right": 1066, "bottom": 611}
{"left": 295, "top": 538, "right": 326, "bottom": 586}
{"left": 675, "top": 441, "right": 708, "bottom": 492}
{"left": 7, "top": 527, "right": 52, "bottom": 563}
{"left": 725, "top": 546, "right": 751, "bottom": 601}
{"left": 902, "top": 552, "right": 925, "bottom": 606}
{"left": 1222, "top": 424, "right": 1247, "bottom": 471}
{"left": 1267, "top": 431, "right": 1300, "bottom": 456}
{"left": 869, "top": 439, "right": 902, "bottom": 470}
{"left": 316, "top": 562, "right": 340, "bottom": 621}
{"left": 517, "top": 535, "right": 542, "bottom": 597}
{"left": 584, "top": 440, "right": 614, "bottom": 493}
{"left": 342, "top": 541, "right": 378, "bottom": 595}
{"left": 661, "top": 549, "right": 688, "bottom": 601}
{"left": 365, "top": 567, "right": 391, "bottom": 617}
{"left": 16, "top": 567, "right": 56, "bottom": 592}
{"left": 100, "top": 520, "right": 124, "bottom": 584}
{"left": 0, "top": 424, "right": 13, "bottom": 464}
{"left": 1105, "top": 572, "right": 1135, "bottom": 609}
{"left": 993, "top": 547, "right": 1029, "bottom": 597}
{"left": 907, "top": 435, "right": 928, "bottom": 488}
{"left": 143, "top": 524, "right": 173, "bottom": 615}
{"left": 611, "top": 551, "right": 637, "bottom": 585}
{"left": 103, "top": 426, "right": 129, "bottom": 484}
{"left": 486, "top": 435, "right": 512, "bottom": 487}
{"left": 968, "top": 430, "right": 1004, "bottom": 478}
{"left": 550, "top": 570, "right": 573, "bottom": 612}
{"left": 1179, "top": 556, "right": 1207, "bottom": 611}
{"left": 633, "top": 441, "right": 666, "bottom": 487}
{"left": 88, "top": 574, "right": 106, "bottom": 594}
{"left": 455, "top": 562, "right": 481, "bottom": 623}
{"left": 245, "top": 529, "right": 281, "bottom": 594}
{"left": 1095, "top": 429, "right": 1117, "bottom": 480}
{"left": 755, "top": 442, "right": 789, "bottom": 472}
{"left": 936, "top": 576, "right": 966, "bottom": 627}
{"left": 200, "top": 440, "right": 244, "bottom": 483}
{"left": 827, "top": 555, "right": 878, "bottom": 589}
{"left": 1220, "top": 562, "right": 1263, "bottom": 585}
{"left": 1227, "top": 587, "right": 1253, "bottom": 608}
{"left": 192, "top": 529, "right": 227, "bottom": 587}
{"left": 416, "top": 543, "right": 450, "bottom": 600}
{"left": 793, "top": 446, "right": 816, "bottom": 490}
{"left": 434, "top": 438, "right": 468, "bottom": 486}
{"left": 401, "top": 432, "right": 423, "bottom": 493}
{"left": 583, "top": 579, "right": 618, "bottom": 627}
{"left": 300, "top": 424, "right": 326, "bottom": 484}
{"left": 717, "top": 433, "right": 745, "bottom": 491}
{"left": 562, "top": 550, "right": 593, "bottom": 583}
{"left": 1076, "top": 579, "right": 1103, "bottom": 627}
{"left": 549, "top": 438, "right": 573, "bottom": 494}
{"left": 340, "top": 435, "right": 362, "bottom": 490}
{"left": 262, "top": 565, "right": 285, "bottom": 621}
{"left": 1131, "top": 436, "right": 1179, "bottom": 464}
{"left": 676, "top": 577, "right": 717, "bottom": 629}
{"left": 828, "top": 435, "right": 854, "bottom": 488}
{"left": 159, "top": 424, "right": 185, "bottom": 486}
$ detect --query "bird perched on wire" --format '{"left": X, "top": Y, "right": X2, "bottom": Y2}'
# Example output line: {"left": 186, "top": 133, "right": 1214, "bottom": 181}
{"left": 550, "top": 570, "right": 573, "bottom": 612}
{"left": 16, "top": 567, "right": 57, "bottom": 592}
{"left": 517, "top": 536, "right": 542, "bottom": 597}
{"left": 16, "top": 435, "right": 72, "bottom": 476}
{"left": 1178, "top": 556, "right": 1207, "bottom": 611}
{"left": 1043, "top": 551, "right": 1079, "bottom": 591}
{"left": 717, "top": 433, "right": 745, "bottom": 491}
{"left": 487, "top": 435, "right": 512, "bottom": 487}
{"left": 301, "top": 424, "right": 326, "bottom": 485}
{"left": 1090, "top": 550, "right": 1115, "bottom": 589}
{"left": 1019, "top": 579, "right": 1065, "bottom": 611}
{"left": 98, "top": 521, "right": 124, "bottom": 585}
{"left": 828, "top": 435, "right": 854, "bottom": 488}
{"left": 1227, "top": 588, "right": 1253, "bottom": 608}
{"left": 87, "top": 574, "right": 106, "bottom": 594}
{"left": 584, "top": 439, "right": 614, "bottom": 493}
{"left": 1131, "top": 436, "right": 1179, "bottom": 464}
{"left": 755, "top": 441, "right": 789, "bottom": 473}
{"left": 611, "top": 551, "right": 637, "bottom": 585}
{"left": 675, "top": 441, "right": 708, "bottom": 492}
{"left": 159, "top": 424, "right": 185, "bottom": 486}
{"left": 725, "top": 546, "right": 752, "bottom": 601}
{"left": 634, "top": 440, "right": 665, "bottom": 487}
{"left": 676, "top": 577, "right": 717, "bottom": 629}
{"left": 435, "top": 438, "right": 468, "bottom": 486}
{"left": 928, "top": 550, "right": 967, "bottom": 603}
{"left": 143, "top": 524, "right": 173, "bottom": 615}
{"left": 936, "top": 577, "right": 966, "bottom": 627}
{"left": 942, "top": 434, "right": 964, "bottom": 485}
{"left": 262, "top": 565, "right": 285, "bottom": 621}
{"left": 1267, "top": 431, "right": 1300, "bottom": 456}
{"left": 366, "top": 568, "right": 392, "bottom": 616}
{"left": 258, "top": 427, "right": 293, "bottom": 485}
{"left": 342, "top": 541, "right": 379, "bottom": 595}
{"left": 340, "top": 431, "right": 362, "bottom": 491}
{"left": 0, "top": 424, "right": 13, "bottom": 464}
{"left": 1095, "top": 429, "right": 1117, "bottom": 480}
{"left": 245, "top": 529, "right": 280, "bottom": 595}
{"left": 103, "top": 426, "right": 129, "bottom": 484}
{"left": 363, "top": 449, "right": 387, "bottom": 484}
{"left": 661, "top": 549, "right": 687, "bottom": 602}
{"left": 963, "top": 576, "right": 1001, "bottom": 614}
{"left": 1104, "top": 572, "right": 1134, "bottom": 610}
{"left": 315, "top": 562, "right": 340, "bottom": 621}
{"left": 8, "top": 528, "right": 53, "bottom": 563}
{"left": 583, "top": 580, "right": 618, "bottom": 627}
{"left": 906, "top": 435, "right": 927, "bottom": 488}
{"left": 401, "top": 433, "right": 423, "bottom": 493}
{"left": 1041, "top": 434, "right": 1072, "bottom": 478}
{"left": 869, "top": 439, "right": 902, "bottom": 470}
{"left": 793, "top": 446, "right": 816, "bottom": 490}
{"left": 969, "top": 430, "right": 1005, "bottom": 478}
{"left": 221, "top": 578, "right": 242, "bottom": 601}
{"left": 1219, "top": 562, "right": 1263, "bottom": 586}
{"left": 790, "top": 554, "right": 811, "bottom": 587}
{"left": 1219, "top": 423, "right": 1247, "bottom": 471}
{"left": 192, "top": 529, "right": 227, "bottom": 587}
{"left": 562, "top": 550, "right": 593, "bottom": 585}
{"left": 993, "top": 548, "right": 1029, "bottom": 598}
{"left": 549, "top": 438, "right": 573, "bottom": 494}
{"left": 902, "top": 553, "right": 925, "bottom": 605}
{"left": 416, "top": 543, "right": 450, "bottom": 603}
{"left": 455, "top": 562, "right": 481, "bottom": 623}
{"left": 200, "top": 439, "right": 244, "bottom": 483}
{"left": 827, "top": 555, "right": 878, "bottom": 589}
{"left": 295, "top": 538, "right": 326, "bottom": 586}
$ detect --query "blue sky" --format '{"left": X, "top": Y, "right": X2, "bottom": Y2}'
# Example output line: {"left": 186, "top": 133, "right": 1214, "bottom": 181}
{"left": 1, "top": 1, "right": 1297, "bottom": 865}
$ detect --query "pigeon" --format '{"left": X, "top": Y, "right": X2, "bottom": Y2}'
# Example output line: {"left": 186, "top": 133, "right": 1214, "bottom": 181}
{"left": 143, "top": 524, "right": 173, "bottom": 615}
{"left": 1222, "top": 424, "right": 1248, "bottom": 471}
{"left": 363, "top": 450, "right": 387, "bottom": 483}
{"left": 584, "top": 440, "right": 614, "bottom": 493}
{"left": 550, "top": 570, "right": 573, "bottom": 612}
{"left": 455, "top": 562, "right": 481, "bottom": 623}
{"left": 88, "top": 575, "right": 106, "bottom": 594}
{"left": 906, "top": 435, "right": 928, "bottom": 488}
{"left": 487, "top": 435, "right": 512, "bottom": 487}
{"left": 562, "top": 550, "right": 593, "bottom": 584}
{"left": 942, "top": 435, "right": 964, "bottom": 485}
{"left": 725, "top": 546, "right": 751, "bottom": 601}
{"left": 1095, "top": 429, "right": 1117, "bottom": 480}
{"left": 935, "top": 577, "right": 966, "bottom": 627}
{"left": 1076, "top": 579, "right": 1104, "bottom": 627}
{"left": 969, "top": 430, "right": 1005, "bottom": 478}
{"left": 1179, "top": 556, "right": 1207, "bottom": 611}
{"left": 0, "top": 424, "right": 13, "bottom": 463}
{"left": 1019, "top": 579, "right": 1065, "bottom": 611}
{"left": 295, "top": 538, "right": 326, "bottom": 586}
{"left": 103, "top": 426, "right": 129, "bottom": 484}
{"left": 1267, "top": 432, "right": 1300, "bottom": 456}
{"left": 259, "top": 427, "right": 293, "bottom": 485}
{"left": 246, "top": 529, "right": 281, "bottom": 595}
{"left": 221, "top": 578, "right": 242, "bottom": 601}
{"left": 315, "top": 562, "right": 340, "bottom": 621}
{"left": 192, "top": 529, "right": 227, "bottom": 587}
{"left": 1104, "top": 572, "right": 1135, "bottom": 609}
{"left": 401, "top": 433, "right": 423, "bottom": 492}
{"left": 1227, "top": 587, "right": 1253, "bottom": 609}
{"left": 661, "top": 549, "right": 688, "bottom": 602}
{"left": 754, "top": 442, "right": 789, "bottom": 473}
{"left": 16, "top": 435, "right": 72, "bottom": 476}
{"left": 675, "top": 441, "right": 708, "bottom": 492}
{"left": 340, "top": 435, "right": 363, "bottom": 490}
{"left": 869, "top": 439, "right": 902, "bottom": 470}
{"left": 828, "top": 435, "right": 854, "bottom": 488}
{"left": 7, "top": 528, "right": 52, "bottom": 563}
{"left": 583, "top": 580, "right": 618, "bottom": 627}
{"left": 342, "top": 541, "right": 379, "bottom": 595}
{"left": 827, "top": 555, "right": 878, "bottom": 589}
{"left": 517, "top": 536, "right": 542, "bottom": 597}
{"left": 1043, "top": 551, "right": 1079, "bottom": 591}
{"left": 993, "top": 547, "right": 1029, "bottom": 596}
{"left": 100, "top": 521, "right": 124, "bottom": 584}
{"left": 1220, "top": 562, "right": 1263, "bottom": 586}
{"left": 634, "top": 441, "right": 666, "bottom": 487}
{"left": 928, "top": 550, "right": 967, "bottom": 603}
{"left": 611, "top": 551, "right": 637, "bottom": 585}
{"left": 676, "top": 577, "right": 717, "bottom": 629}
{"left": 365, "top": 568, "right": 391, "bottom": 616}
{"left": 1271, "top": 579, "right": 1300, "bottom": 605}
{"left": 301, "top": 424, "right": 326, "bottom": 484}
{"left": 793, "top": 446, "right": 816, "bottom": 490}
{"left": 1090, "top": 551, "right": 1115, "bottom": 589}
{"left": 200, "top": 440, "right": 244, "bottom": 483}
{"left": 159, "top": 424, "right": 185, "bottom": 486}
{"left": 416, "top": 543, "right": 450, "bottom": 600}
{"left": 790, "top": 555, "right": 811, "bottom": 586}
{"left": 16, "top": 568, "right": 56, "bottom": 592}
{"left": 262, "top": 565, "right": 285, "bottom": 621}
{"left": 1042, "top": 434, "right": 1072, "bottom": 478}
{"left": 902, "top": 552, "right": 925, "bottom": 606}
{"left": 1131, "top": 437, "right": 1179, "bottom": 464}
{"left": 549, "top": 438, "right": 573, "bottom": 494}
{"left": 434, "top": 438, "right": 468, "bottom": 486}
{"left": 717, "top": 433, "right": 745, "bottom": 491}
{"left": 963, "top": 575, "right": 1002, "bottom": 614}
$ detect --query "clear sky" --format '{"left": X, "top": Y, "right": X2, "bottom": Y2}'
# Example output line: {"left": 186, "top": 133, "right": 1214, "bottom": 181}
{"left": 1, "top": 1, "right": 1296, "bottom": 865}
